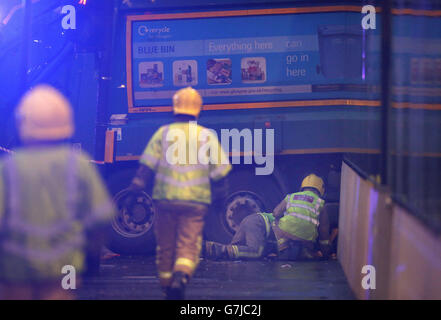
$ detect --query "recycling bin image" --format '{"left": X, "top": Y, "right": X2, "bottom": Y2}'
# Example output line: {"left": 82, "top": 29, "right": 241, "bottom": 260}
{"left": 317, "top": 25, "right": 367, "bottom": 79}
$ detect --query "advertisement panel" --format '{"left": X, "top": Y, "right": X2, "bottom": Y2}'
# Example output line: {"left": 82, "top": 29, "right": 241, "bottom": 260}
{"left": 126, "top": 7, "right": 381, "bottom": 112}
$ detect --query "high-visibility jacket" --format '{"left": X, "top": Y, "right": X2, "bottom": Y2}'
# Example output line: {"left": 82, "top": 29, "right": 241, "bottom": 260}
{"left": 257, "top": 212, "right": 275, "bottom": 238}
{"left": 0, "top": 146, "right": 116, "bottom": 282}
{"left": 278, "top": 191, "right": 325, "bottom": 242}
{"left": 140, "top": 121, "right": 231, "bottom": 204}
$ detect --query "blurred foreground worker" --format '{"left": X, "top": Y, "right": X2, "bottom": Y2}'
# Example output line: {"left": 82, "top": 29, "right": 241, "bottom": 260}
{"left": 0, "top": 85, "right": 115, "bottom": 300}
{"left": 272, "top": 174, "right": 331, "bottom": 260}
{"left": 204, "top": 212, "right": 277, "bottom": 260}
{"left": 128, "top": 87, "right": 231, "bottom": 300}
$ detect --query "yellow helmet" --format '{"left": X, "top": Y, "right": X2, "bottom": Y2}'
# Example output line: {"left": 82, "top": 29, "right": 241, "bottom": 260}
{"left": 16, "top": 85, "right": 74, "bottom": 142}
{"left": 301, "top": 174, "right": 325, "bottom": 197}
{"left": 172, "top": 87, "right": 202, "bottom": 118}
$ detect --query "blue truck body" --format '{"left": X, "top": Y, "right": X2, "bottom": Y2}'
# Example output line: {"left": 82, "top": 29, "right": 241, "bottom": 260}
{"left": 1, "top": 0, "right": 440, "bottom": 253}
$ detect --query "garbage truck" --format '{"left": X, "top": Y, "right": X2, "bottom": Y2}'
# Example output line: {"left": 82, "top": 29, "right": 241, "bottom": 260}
{"left": 0, "top": 0, "right": 383, "bottom": 254}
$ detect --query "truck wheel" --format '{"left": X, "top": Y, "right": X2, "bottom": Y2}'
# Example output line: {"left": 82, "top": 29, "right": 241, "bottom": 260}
{"left": 222, "top": 191, "right": 266, "bottom": 236}
{"left": 108, "top": 188, "right": 156, "bottom": 255}
{"left": 204, "top": 169, "right": 283, "bottom": 243}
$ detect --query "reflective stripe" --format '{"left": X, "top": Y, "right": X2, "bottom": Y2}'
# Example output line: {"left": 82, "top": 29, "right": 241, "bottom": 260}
{"left": 319, "top": 198, "right": 324, "bottom": 210}
{"left": 4, "top": 156, "right": 76, "bottom": 238}
{"left": 319, "top": 240, "right": 330, "bottom": 245}
{"left": 259, "top": 214, "right": 271, "bottom": 237}
{"left": 285, "top": 194, "right": 294, "bottom": 211}
{"left": 155, "top": 245, "right": 161, "bottom": 266}
{"left": 158, "top": 271, "right": 173, "bottom": 279}
{"left": 155, "top": 172, "right": 209, "bottom": 187}
{"left": 237, "top": 246, "right": 264, "bottom": 259}
{"left": 315, "top": 198, "right": 324, "bottom": 211}
{"left": 158, "top": 124, "right": 209, "bottom": 171}
{"left": 148, "top": 123, "right": 230, "bottom": 203}
{"left": 6, "top": 157, "right": 73, "bottom": 236}
{"left": 231, "top": 245, "right": 239, "bottom": 259}
{"left": 210, "top": 164, "right": 231, "bottom": 180}
{"left": 159, "top": 162, "right": 208, "bottom": 173}
{"left": 2, "top": 151, "right": 107, "bottom": 238}
{"left": 2, "top": 235, "right": 84, "bottom": 262}
{"left": 287, "top": 203, "right": 319, "bottom": 216}
{"left": 162, "top": 125, "right": 170, "bottom": 156}
{"left": 287, "top": 212, "right": 319, "bottom": 226}
{"left": 158, "top": 125, "right": 170, "bottom": 168}
{"left": 6, "top": 218, "right": 75, "bottom": 238}
{"left": 175, "top": 257, "right": 195, "bottom": 271}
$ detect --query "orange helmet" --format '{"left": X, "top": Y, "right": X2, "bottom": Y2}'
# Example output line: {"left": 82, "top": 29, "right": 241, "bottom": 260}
{"left": 172, "top": 87, "right": 202, "bottom": 118}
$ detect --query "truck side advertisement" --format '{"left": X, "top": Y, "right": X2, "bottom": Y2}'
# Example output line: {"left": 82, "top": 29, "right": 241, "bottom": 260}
{"left": 126, "top": 8, "right": 381, "bottom": 113}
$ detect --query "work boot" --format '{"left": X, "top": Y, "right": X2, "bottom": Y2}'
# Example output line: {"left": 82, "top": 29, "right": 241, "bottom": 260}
{"left": 204, "top": 241, "right": 227, "bottom": 260}
{"left": 166, "top": 272, "right": 189, "bottom": 300}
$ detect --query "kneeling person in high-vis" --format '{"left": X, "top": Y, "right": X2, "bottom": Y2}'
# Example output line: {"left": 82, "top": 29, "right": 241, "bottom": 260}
{"left": 204, "top": 212, "right": 277, "bottom": 260}
{"left": 128, "top": 87, "right": 231, "bottom": 300}
{"left": 272, "top": 174, "right": 331, "bottom": 260}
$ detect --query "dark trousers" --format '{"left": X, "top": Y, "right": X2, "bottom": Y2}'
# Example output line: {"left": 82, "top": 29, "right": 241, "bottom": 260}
{"left": 226, "top": 214, "right": 275, "bottom": 260}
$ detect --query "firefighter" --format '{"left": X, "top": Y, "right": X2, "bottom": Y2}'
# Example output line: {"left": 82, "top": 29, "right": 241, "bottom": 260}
{"left": 204, "top": 212, "right": 277, "bottom": 260}
{"left": 128, "top": 87, "right": 231, "bottom": 300}
{"left": 0, "top": 85, "right": 116, "bottom": 300}
{"left": 204, "top": 174, "right": 331, "bottom": 261}
{"left": 272, "top": 174, "right": 331, "bottom": 260}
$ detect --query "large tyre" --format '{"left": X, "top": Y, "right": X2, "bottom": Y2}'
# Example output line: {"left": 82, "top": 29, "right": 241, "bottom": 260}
{"left": 204, "top": 169, "right": 283, "bottom": 243}
{"left": 108, "top": 188, "right": 156, "bottom": 255}
{"left": 106, "top": 166, "right": 156, "bottom": 255}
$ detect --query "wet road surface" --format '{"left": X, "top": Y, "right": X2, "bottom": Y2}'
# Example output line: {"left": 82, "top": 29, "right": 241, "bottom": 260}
{"left": 77, "top": 255, "right": 354, "bottom": 300}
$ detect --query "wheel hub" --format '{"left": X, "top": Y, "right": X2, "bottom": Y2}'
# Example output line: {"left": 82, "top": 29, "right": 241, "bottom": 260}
{"left": 112, "top": 190, "right": 155, "bottom": 238}
{"left": 224, "top": 192, "right": 265, "bottom": 234}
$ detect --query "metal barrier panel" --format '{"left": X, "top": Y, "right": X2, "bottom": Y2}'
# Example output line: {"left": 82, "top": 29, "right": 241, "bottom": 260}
{"left": 340, "top": 160, "right": 441, "bottom": 299}
{"left": 388, "top": 205, "right": 441, "bottom": 299}
{"left": 338, "top": 161, "right": 374, "bottom": 299}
